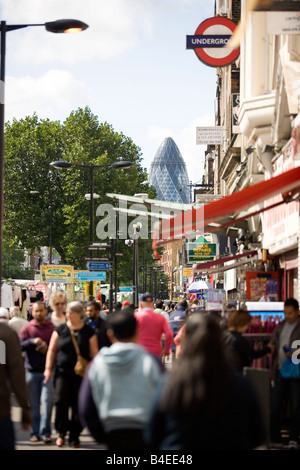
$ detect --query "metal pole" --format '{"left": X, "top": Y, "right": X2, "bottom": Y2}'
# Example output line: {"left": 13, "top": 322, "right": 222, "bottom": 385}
{"left": 114, "top": 209, "right": 118, "bottom": 303}
{"left": 0, "top": 22, "right": 6, "bottom": 305}
{"left": 132, "top": 237, "right": 136, "bottom": 305}
{"left": 143, "top": 242, "right": 146, "bottom": 293}
{"left": 114, "top": 237, "right": 117, "bottom": 303}
{"left": 135, "top": 237, "right": 139, "bottom": 305}
{"left": 89, "top": 166, "right": 94, "bottom": 300}
{"left": 109, "top": 238, "right": 114, "bottom": 312}
{"left": 49, "top": 192, "right": 53, "bottom": 264}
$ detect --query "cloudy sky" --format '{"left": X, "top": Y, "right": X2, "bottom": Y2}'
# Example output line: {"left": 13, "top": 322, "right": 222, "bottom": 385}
{"left": 1, "top": 0, "right": 217, "bottom": 183}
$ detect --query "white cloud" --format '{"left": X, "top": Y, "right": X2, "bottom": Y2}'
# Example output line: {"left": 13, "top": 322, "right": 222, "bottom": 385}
{"left": 0, "top": 0, "right": 205, "bottom": 65}
{"left": 147, "top": 113, "right": 215, "bottom": 183}
{"left": 0, "top": 0, "right": 156, "bottom": 65}
{"left": 5, "top": 69, "right": 89, "bottom": 121}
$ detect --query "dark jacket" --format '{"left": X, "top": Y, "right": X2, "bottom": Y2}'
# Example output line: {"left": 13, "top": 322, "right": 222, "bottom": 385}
{"left": 168, "top": 307, "right": 187, "bottom": 353}
{"left": 269, "top": 317, "right": 300, "bottom": 380}
{"left": 86, "top": 317, "right": 111, "bottom": 350}
{"left": 223, "top": 330, "right": 271, "bottom": 373}
{"left": 145, "top": 372, "right": 266, "bottom": 450}
{"left": 0, "top": 323, "right": 31, "bottom": 424}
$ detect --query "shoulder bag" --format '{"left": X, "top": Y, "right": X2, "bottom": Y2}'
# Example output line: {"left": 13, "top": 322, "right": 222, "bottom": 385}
{"left": 69, "top": 327, "right": 89, "bottom": 377}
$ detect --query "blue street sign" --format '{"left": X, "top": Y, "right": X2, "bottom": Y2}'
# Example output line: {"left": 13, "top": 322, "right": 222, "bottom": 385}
{"left": 86, "top": 261, "right": 110, "bottom": 270}
{"left": 77, "top": 271, "right": 106, "bottom": 281}
{"left": 119, "top": 286, "right": 133, "bottom": 293}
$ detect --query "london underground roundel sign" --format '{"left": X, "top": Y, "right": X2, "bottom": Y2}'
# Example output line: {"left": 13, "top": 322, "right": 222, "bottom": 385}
{"left": 186, "top": 17, "right": 240, "bottom": 67}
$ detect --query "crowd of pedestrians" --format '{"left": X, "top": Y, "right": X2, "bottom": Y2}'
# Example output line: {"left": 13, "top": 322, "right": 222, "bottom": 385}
{"left": 0, "top": 292, "right": 300, "bottom": 450}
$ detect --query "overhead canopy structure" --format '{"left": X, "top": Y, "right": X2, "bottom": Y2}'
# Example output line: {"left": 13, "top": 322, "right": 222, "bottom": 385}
{"left": 153, "top": 166, "right": 300, "bottom": 258}
{"left": 106, "top": 193, "right": 248, "bottom": 238}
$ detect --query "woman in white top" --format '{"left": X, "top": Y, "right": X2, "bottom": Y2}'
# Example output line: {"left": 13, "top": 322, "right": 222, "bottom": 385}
{"left": 49, "top": 291, "right": 67, "bottom": 327}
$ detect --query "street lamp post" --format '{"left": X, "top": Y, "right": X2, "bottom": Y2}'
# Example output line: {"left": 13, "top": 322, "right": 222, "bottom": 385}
{"left": 50, "top": 160, "right": 133, "bottom": 302}
{"left": 0, "top": 18, "right": 88, "bottom": 305}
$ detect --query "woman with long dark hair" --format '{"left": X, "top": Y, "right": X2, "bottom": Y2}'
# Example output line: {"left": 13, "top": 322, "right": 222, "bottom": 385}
{"left": 145, "top": 313, "right": 266, "bottom": 450}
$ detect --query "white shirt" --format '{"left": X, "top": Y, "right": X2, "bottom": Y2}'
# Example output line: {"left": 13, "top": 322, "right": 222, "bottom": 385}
{"left": 1, "top": 284, "right": 14, "bottom": 309}
{"left": 51, "top": 312, "right": 66, "bottom": 327}
{"left": 9, "top": 316, "right": 28, "bottom": 336}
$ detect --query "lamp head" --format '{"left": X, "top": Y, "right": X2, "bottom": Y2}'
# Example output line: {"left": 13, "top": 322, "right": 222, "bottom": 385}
{"left": 45, "top": 19, "right": 88, "bottom": 34}
{"left": 111, "top": 161, "right": 134, "bottom": 170}
{"left": 50, "top": 160, "right": 73, "bottom": 169}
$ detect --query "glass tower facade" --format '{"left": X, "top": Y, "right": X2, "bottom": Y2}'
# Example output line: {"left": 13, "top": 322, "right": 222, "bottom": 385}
{"left": 149, "top": 137, "right": 190, "bottom": 204}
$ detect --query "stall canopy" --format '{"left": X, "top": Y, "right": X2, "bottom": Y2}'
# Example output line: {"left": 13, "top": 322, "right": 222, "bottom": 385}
{"left": 153, "top": 166, "right": 300, "bottom": 258}
{"left": 193, "top": 250, "right": 258, "bottom": 272}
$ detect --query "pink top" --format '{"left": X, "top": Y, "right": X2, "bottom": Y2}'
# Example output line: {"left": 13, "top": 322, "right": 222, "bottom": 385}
{"left": 134, "top": 308, "right": 173, "bottom": 357}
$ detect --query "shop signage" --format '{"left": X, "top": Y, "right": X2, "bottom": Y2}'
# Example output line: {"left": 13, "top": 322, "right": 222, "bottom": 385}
{"left": 266, "top": 11, "right": 300, "bottom": 34}
{"left": 196, "top": 126, "right": 223, "bottom": 145}
{"left": 40, "top": 265, "right": 73, "bottom": 283}
{"left": 186, "top": 17, "right": 240, "bottom": 67}
{"left": 183, "top": 268, "right": 193, "bottom": 277}
{"left": 206, "top": 289, "right": 225, "bottom": 311}
{"left": 188, "top": 242, "right": 216, "bottom": 263}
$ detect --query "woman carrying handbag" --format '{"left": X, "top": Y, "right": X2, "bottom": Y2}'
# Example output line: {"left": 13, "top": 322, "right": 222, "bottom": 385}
{"left": 44, "top": 301, "right": 98, "bottom": 448}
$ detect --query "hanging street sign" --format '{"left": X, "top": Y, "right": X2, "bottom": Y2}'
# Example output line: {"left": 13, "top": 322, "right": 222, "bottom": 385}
{"left": 86, "top": 261, "right": 110, "bottom": 270}
{"left": 186, "top": 16, "right": 240, "bottom": 67}
{"left": 76, "top": 271, "right": 106, "bottom": 282}
{"left": 119, "top": 286, "right": 133, "bottom": 293}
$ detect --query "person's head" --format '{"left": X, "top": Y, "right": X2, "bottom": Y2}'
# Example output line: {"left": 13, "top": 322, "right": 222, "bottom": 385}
{"left": 188, "top": 305, "right": 203, "bottom": 316}
{"left": 106, "top": 307, "right": 137, "bottom": 343}
{"left": 0, "top": 307, "right": 9, "bottom": 323}
{"left": 32, "top": 301, "right": 48, "bottom": 324}
{"left": 122, "top": 300, "right": 130, "bottom": 309}
{"left": 113, "top": 302, "right": 122, "bottom": 312}
{"left": 227, "top": 310, "right": 251, "bottom": 333}
{"left": 66, "top": 301, "right": 85, "bottom": 325}
{"left": 191, "top": 299, "right": 199, "bottom": 307}
{"left": 155, "top": 299, "right": 164, "bottom": 310}
{"left": 284, "top": 298, "right": 299, "bottom": 324}
{"left": 160, "top": 313, "right": 232, "bottom": 418}
{"left": 177, "top": 299, "right": 188, "bottom": 311}
{"left": 49, "top": 291, "right": 67, "bottom": 314}
{"left": 9, "top": 306, "right": 21, "bottom": 319}
{"left": 139, "top": 293, "right": 154, "bottom": 310}
{"left": 86, "top": 301, "right": 101, "bottom": 320}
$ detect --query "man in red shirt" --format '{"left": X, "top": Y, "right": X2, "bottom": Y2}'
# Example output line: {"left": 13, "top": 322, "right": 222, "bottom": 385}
{"left": 134, "top": 293, "right": 173, "bottom": 361}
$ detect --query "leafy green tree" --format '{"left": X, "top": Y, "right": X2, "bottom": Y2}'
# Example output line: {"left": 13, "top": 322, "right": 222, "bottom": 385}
{"left": 3, "top": 107, "right": 158, "bottom": 284}
{"left": 2, "top": 241, "right": 33, "bottom": 280}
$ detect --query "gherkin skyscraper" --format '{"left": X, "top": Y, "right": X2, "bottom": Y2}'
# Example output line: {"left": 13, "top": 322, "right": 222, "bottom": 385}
{"left": 149, "top": 137, "right": 190, "bottom": 204}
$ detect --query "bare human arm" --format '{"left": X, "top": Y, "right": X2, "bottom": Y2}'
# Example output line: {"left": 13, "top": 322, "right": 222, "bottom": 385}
{"left": 89, "top": 334, "right": 99, "bottom": 359}
{"left": 44, "top": 330, "right": 59, "bottom": 383}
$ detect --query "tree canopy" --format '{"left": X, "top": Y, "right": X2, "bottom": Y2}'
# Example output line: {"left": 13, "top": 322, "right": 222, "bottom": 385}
{"left": 3, "top": 107, "right": 159, "bottom": 285}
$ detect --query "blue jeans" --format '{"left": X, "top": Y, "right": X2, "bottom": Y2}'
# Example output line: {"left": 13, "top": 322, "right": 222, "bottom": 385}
{"left": 0, "top": 417, "right": 15, "bottom": 450}
{"left": 26, "top": 371, "right": 54, "bottom": 438}
{"left": 270, "top": 372, "right": 300, "bottom": 443}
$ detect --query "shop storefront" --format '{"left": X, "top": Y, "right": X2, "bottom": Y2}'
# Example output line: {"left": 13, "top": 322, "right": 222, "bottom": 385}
{"left": 262, "top": 122, "right": 300, "bottom": 301}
